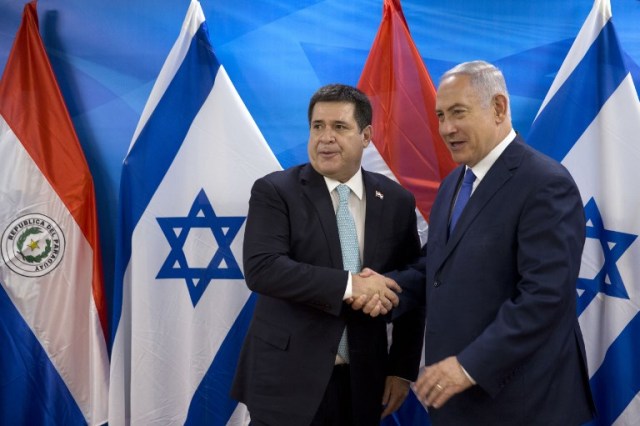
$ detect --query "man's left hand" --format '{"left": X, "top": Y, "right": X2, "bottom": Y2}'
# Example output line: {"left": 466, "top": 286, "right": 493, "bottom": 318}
{"left": 413, "top": 356, "right": 473, "bottom": 409}
{"left": 381, "top": 376, "right": 410, "bottom": 419}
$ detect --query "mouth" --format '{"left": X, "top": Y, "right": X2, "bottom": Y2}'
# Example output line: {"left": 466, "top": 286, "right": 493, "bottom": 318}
{"left": 448, "top": 140, "right": 466, "bottom": 150}
{"left": 318, "top": 150, "right": 339, "bottom": 158}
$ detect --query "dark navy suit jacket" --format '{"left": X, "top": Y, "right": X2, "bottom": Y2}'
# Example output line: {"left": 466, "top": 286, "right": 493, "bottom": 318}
{"left": 399, "top": 135, "right": 595, "bottom": 425}
{"left": 231, "top": 163, "right": 424, "bottom": 426}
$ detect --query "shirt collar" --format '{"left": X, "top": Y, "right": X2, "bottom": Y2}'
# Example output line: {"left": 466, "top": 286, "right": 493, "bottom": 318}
{"left": 469, "top": 128, "right": 516, "bottom": 182}
{"left": 324, "top": 168, "right": 364, "bottom": 200}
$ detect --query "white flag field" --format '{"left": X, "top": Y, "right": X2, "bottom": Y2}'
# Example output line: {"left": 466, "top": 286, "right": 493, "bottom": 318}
{"left": 0, "top": 2, "right": 109, "bottom": 424}
{"left": 108, "top": 0, "right": 281, "bottom": 424}
{"left": 528, "top": 0, "right": 640, "bottom": 424}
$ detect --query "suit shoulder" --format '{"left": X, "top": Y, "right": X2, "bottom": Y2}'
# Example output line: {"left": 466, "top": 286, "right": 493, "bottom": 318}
{"left": 519, "top": 142, "right": 576, "bottom": 181}
{"left": 364, "top": 169, "right": 413, "bottom": 199}
{"left": 256, "top": 164, "right": 306, "bottom": 186}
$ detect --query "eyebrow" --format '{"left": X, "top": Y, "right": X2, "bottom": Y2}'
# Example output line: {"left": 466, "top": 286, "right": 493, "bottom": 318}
{"left": 436, "top": 102, "right": 468, "bottom": 113}
{"left": 311, "top": 119, "right": 351, "bottom": 126}
{"left": 447, "top": 103, "right": 468, "bottom": 111}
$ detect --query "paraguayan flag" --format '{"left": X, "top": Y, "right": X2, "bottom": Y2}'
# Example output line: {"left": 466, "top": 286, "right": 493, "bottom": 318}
{"left": 108, "top": 1, "right": 281, "bottom": 424}
{"left": 527, "top": 0, "right": 640, "bottom": 424}
{"left": 0, "top": 3, "right": 109, "bottom": 424}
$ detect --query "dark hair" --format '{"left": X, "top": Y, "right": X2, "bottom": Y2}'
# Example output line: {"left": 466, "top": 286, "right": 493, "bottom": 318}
{"left": 307, "top": 84, "right": 372, "bottom": 132}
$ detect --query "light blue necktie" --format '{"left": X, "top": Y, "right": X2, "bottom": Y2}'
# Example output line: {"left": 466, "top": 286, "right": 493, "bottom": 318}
{"left": 449, "top": 168, "right": 476, "bottom": 233}
{"left": 336, "top": 184, "right": 361, "bottom": 362}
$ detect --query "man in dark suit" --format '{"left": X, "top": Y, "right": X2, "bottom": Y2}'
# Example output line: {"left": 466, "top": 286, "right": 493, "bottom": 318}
{"left": 231, "top": 84, "right": 424, "bottom": 425}
{"left": 408, "top": 61, "right": 596, "bottom": 424}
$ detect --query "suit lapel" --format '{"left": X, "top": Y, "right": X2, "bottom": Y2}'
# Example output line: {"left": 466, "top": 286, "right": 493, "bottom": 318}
{"left": 426, "top": 166, "right": 464, "bottom": 271}
{"left": 362, "top": 171, "right": 382, "bottom": 267}
{"left": 299, "top": 164, "right": 343, "bottom": 269}
{"left": 441, "top": 137, "right": 526, "bottom": 265}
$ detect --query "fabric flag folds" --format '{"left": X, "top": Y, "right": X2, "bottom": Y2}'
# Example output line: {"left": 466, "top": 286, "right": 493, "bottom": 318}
{"left": 528, "top": 0, "right": 640, "bottom": 424}
{"left": 358, "top": 0, "right": 454, "bottom": 424}
{"left": 0, "top": 2, "right": 109, "bottom": 425}
{"left": 358, "top": 0, "right": 455, "bottom": 244}
{"left": 108, "top": 0, "right": 281, "bottom": 424}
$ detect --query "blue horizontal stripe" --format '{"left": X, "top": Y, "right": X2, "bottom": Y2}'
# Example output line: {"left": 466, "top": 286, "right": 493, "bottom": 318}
{"left": 585, "top": 311, "right": 640, "bottom": 425}
{"left": 185, "top": 294, "right": 257, "bottom": 425}
{"left": 527, "top": 20, "right": 627, "bottom": 162}
{"left": 0, "top": 284, "right": 86, "bottom": 425}
{"left": 381, "top": 390, "right": 431, "bottom": 426}
{"left": 112, "top": 22, "right": 220, "bottom": 343}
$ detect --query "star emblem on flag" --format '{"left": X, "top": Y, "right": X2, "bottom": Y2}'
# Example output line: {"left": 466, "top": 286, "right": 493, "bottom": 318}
{"left": 156, "top": 189, "right": 245, "bottom": 307}
{"left": 577, "top": 197, "right": 637, "bottom": 315}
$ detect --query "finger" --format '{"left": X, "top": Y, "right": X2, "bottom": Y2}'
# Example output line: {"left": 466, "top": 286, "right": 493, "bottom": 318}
{"left": 383, "top": 386, "right": 408, "bottom": 418}
{"left": 368, "top": 302, "right": 382, "bottom": 318}
{"left": 381, "top": 401, "right": 396, "bottom": 419}
{"left": 430, "top": 385, "right": 452, "bottom": 409}
{"left": 380, "top": 384, "right": 393, "bottom": 418}
{"left": 378, "top": 295, "right": 393, "bottom": 312}
{"left": 377, "top": 302, "right": 389, "bottom": 316}
{"left": 345, "top": 297, "right": 354, "bottom": 305}
{"left": 350, "top": 294, "right": 368, "bottom": 311}
{"left": 382, "top": 289, "right": 400, "bottom": 307}
{"left": 362, "top": 294, "right": 379, "bottom": 314}
{"left": 385, "top": 278, "right": 402, "bottom": 293}
{"left": 383, "top": 395, "right": 402, "bottom": 417}
{"left": 414, "top": 368, "right": 438, "bottom": 402}
{"left": 382, "top": 382, "right": 391, "bottom": 405}
{"left": 381, "top": 405, "right": 393, "bottom": 419}
{"left": 424, "top": 384, "right": 441, "bottom": 407}
{"left": 358, "top": 267, "right": 375, "bottom": 278}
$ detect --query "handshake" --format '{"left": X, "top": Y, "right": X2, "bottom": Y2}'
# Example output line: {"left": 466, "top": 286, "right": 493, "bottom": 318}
{"left": 346, "top": 268, "right": 402, "bottom": 318}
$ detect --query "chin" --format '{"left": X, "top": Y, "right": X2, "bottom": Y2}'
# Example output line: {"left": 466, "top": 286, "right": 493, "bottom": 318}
{"left": 450, "top": 155, "right": 466, "bottom": 165}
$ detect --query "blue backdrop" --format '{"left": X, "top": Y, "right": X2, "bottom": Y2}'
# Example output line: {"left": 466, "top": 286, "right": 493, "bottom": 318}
{"left": 1, "top": 0, "right": 639, "bottom": 326}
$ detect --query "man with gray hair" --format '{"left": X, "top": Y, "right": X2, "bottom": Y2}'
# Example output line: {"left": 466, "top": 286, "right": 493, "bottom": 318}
{"left": 410, "top": 60, "right": 595, "bottom": 424}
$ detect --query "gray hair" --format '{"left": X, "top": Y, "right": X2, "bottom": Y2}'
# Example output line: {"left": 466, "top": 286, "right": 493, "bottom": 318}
{"left": 440, "top": 60, "right": 511, "bottom": 116}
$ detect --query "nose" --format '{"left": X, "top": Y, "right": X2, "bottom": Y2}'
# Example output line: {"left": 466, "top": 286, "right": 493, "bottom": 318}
{"left": 318, "top": 127, "right": 336, "bottom": 143}
{"left": 439, "top": 118, "right": 456, "bottom": 136}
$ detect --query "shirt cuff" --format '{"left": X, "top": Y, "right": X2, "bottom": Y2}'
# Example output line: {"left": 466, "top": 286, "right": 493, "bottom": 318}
{"left": 343, "top": 273, "right": 353, "bottom": 300}
{"left": 460, "top": 364, "right": 477, "bottom": 385}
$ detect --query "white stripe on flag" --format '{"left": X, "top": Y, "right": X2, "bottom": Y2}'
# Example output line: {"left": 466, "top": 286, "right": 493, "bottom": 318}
{"left": 564, "top": 74, "right": 640, "bottom": 375}
{"left": 535, "top": 0, "right": 610, "bottom": 118}
{"left": 109, "top": 1, "right": 282, "bottom": 424}
{"left": 362, "top": 144, "right": 429, "bottom": 245}
{"left": 529, "top": 1, "right": 640, "bottom": 424}
{"left": 1, "top": 107, "right": 108, "bottom": 425}
{"left": 129, "top": 0, "right": 205, "bottom": 148}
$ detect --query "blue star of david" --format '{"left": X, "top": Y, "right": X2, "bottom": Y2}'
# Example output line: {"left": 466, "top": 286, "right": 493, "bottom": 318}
{"left": 156, "top": 189, "right": 245, "bottom": 307}
{"left": 577, "top": 197, "right": 637, "bottom": 315}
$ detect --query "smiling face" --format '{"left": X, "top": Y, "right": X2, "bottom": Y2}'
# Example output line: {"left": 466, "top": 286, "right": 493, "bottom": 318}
{"left": 308, "top": 101, "right": 371, "bottom": 182}
{"left": 435, "top": 74, "right": 506, "bottom": 167}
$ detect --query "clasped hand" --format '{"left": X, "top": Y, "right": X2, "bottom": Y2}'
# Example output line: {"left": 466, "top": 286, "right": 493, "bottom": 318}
{"left": 346, "top": 267, "right": 401, "bottom": 317}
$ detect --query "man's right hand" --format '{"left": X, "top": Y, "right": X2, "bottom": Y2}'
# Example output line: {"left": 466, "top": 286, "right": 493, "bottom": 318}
{"left": 348, "top": 268, "right": 401, "bottom": 317}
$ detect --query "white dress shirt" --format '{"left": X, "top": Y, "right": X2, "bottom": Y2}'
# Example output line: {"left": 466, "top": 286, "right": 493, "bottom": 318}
{"left": 324, "top": 168, "right": 366, "bottom": 300}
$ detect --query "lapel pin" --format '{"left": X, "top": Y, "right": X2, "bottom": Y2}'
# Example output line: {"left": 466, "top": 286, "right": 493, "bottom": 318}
{"left": 375, "top": 190, "right": 384, "bottom": 199}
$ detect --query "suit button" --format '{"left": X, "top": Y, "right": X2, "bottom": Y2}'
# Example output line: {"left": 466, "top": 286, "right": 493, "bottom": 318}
{"left": 433, "top": 280, "right": 441, "bottom": 287}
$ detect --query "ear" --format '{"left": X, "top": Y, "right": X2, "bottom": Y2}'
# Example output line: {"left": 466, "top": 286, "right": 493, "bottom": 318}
{"left": 493, "top": 94, "right": 508, "bottom": 123}
{"left": 362, "top": 125, "right": 372, "bottom": 147}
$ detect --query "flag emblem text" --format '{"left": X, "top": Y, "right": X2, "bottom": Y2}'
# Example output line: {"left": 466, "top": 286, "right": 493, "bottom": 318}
{"left": 1, "top": 213, "right": 66, "bottom": 277}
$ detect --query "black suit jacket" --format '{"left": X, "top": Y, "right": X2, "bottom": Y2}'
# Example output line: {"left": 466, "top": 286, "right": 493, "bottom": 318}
{"left": 231, "top": 164, "right": 424, "bottom": 426}
{"left": 422, "top": 136, "right": 595, "bottom": 425}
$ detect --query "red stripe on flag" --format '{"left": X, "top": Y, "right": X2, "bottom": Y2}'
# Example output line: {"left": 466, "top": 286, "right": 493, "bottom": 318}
{"left": 0, "top": 1, "right": 108, "bottom": 339}
{"left": 358, "top": 0, "right": 455, "bottom": 220}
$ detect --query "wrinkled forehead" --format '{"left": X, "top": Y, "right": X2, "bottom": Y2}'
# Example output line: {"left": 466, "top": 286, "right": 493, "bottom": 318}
{"left": 436, "top": 75, "right": 479, "bottom": 111}
{"left": 310, "top": 101, "right": 356, "bottom": 122}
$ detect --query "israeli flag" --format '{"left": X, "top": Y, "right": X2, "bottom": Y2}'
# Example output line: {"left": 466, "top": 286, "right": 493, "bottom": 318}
{"left": 528, "top": 0, "right": 640, "bottom": 424}
{"left": 108, "top": 1, "right": 281, "bottom": 424}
